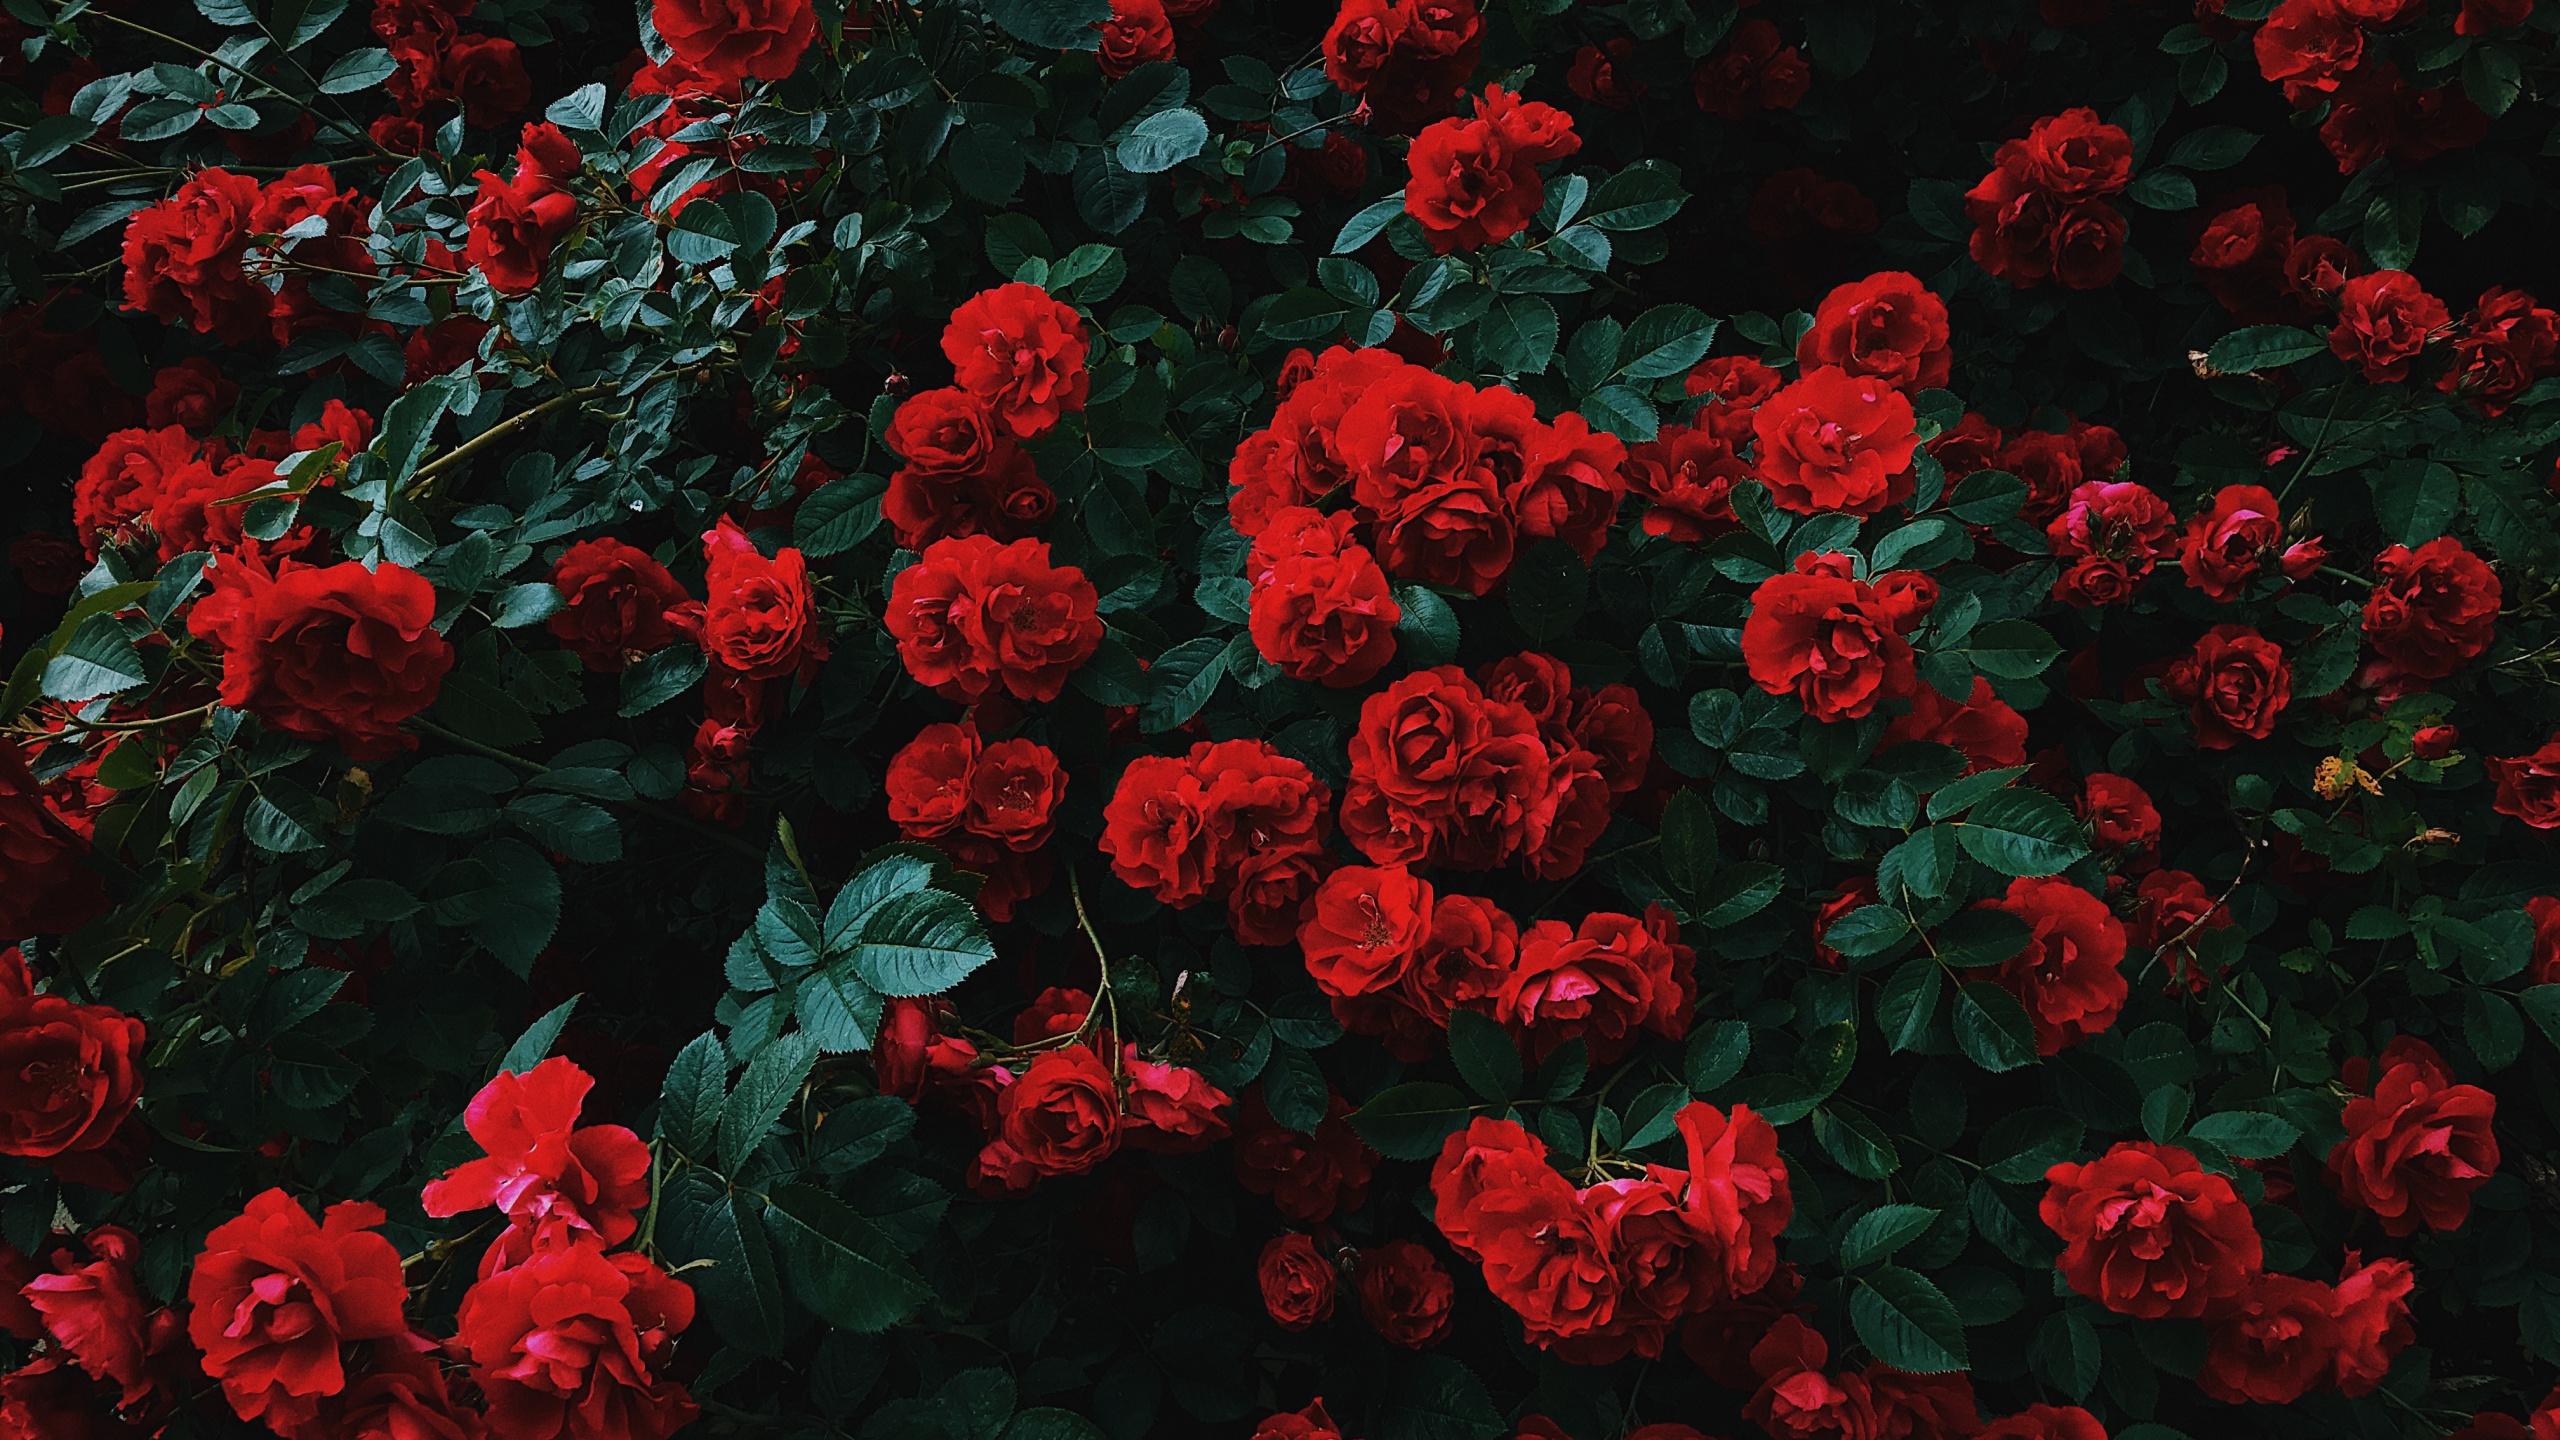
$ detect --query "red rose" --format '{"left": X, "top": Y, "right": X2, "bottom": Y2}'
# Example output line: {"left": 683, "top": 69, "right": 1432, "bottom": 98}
{"left": 143, "top": 452, "right": 270, "bottom": 561}
{"left": 985, "top": 1043, "right": 1121, "bottom": 1181}
{"left": 957, "top": 737, "right": 1065, "bottom": 852}
{"left": 187, "top": 1189, "right": 411, "bottom": 1434}
{"left": 1980, "top": 1404, "right": 2108, "bottom": 1440}
{"left": 1403, "top": 85, "right": 1579, "bottom": 254}
{"left": 1255, "top": 1399, "right": 1346, "bottom": 1440}
{"left": 2198, "top": 1271, "right": 2338, "bottom": 1405}
{"left": 446, "top": 33, "right": 530, "bottom": 128}
{"left": 685, "top": 518, "right": 822, "bottom": 681}
{"left": 1095, "top": 0, "right": 1174, "bottom": 77}
{"left": 1320, "top": 0, "right": 1484, "bottom": 133}
{"left": 2003, "top": 108, "right": 2133, "bottom": 198}
{"left": 2317, "top": 61, "right": 2491, "bottom": 175}
{"left": 1119, "top": 1047, "right": 1231, "bottom": 1152}
{"left": 292, "top": 399, "right": 375, "bottom": 459}
{"left": 1684, "top": 355, "right": 1785, "bottom": 442}
{"left": 546, "top": 538, "right": 687, "bottom": 673}
{"left": 0, "top": 755, "right": 110, "bottom": 946}
{"left": 144, "top": 357, "right": 238, "bottom": 431}
{"left": 19, "top": 1226, "right": 156, "bottom": 1411}
{"left": 2256, "top": 0, "right": 2363, "bottom": 98}
{"left": 1355, "top": 1240, "right": 1454, "bottom": 1348}
{"left": 1883, "top": 677, "right": 2029, "bottom": 776}
{"left": 2459, "top": 0, "right": 2532, "bottom": 30}
{"left": 2040, "top": 1140, "right": 2263, "bottom": 1319}
{"left": 120, "top": 168, "right": 268, "bottom": 344}
{"left": 2048, "top": 480, "right": 2174, "bottom": 608}
{"left": 2189, "top": 188, "right": 2301, "bottom": 322}
{"left": 457, "top": 1240, "right": 697, "bottom": 1440}
{"left": 2493, "top": 736, "right": 2560, "bottom": 828}
{"left": 887, "top": 535, "right": 1102, "bottom": 703}
{"left": 651, "top": 0, "right": 815, "bottom": 85}
{"left": 1258, "top": 1234, "right": 1336, "bottom": 1330}
{"left": 1298, "top": 864, "right": 1433, "bottom": 998}
{"left": 1751, "top": 366, "right": 1918, "bottom": 516}
{"left": 2165, "top": 624, "right": 2291, "bottom": 750}
{"left": 464, "top": 157, "right": 577, "bottom": 296}
{"left": 1231, "top": 346, "right": 1408, "bottom": 536}
{"left": 421, "top": 1057, "right": 653, "bottom": 1250}
{"left": 2325, "top": 1035, "right": 2499, "bottom": 1234}
{"left": 2130, "top": 869, "right": 2234, "bottom": 994}
{"left": 2175, "top": 484, "right": 2297, "bottom": 601}
{"left": 1235, "top": 1088, "right": 1376, "bottom": 1222}
{"left": 6, "top": 533, "right": 83, "bottom": 596}
{"left": 1691, "top": 19, "right": 1810, "bottom": 120}
{"left": 186, "top": 553, "right": 456, "bottom": 761}
{"left": 2329, "top": 270, "right": 2452, "bottom": 383}
{"left": 1675, "top": 1100, "right": 1793, "bottom": 1302}
{"left": 1248, "top": 507, "right": 1403, "bottom": 688}
{"left": 2412, "top": 723, "right": 2461, "bottom": 761}
{"left": 1926, "top": 411, "right": 2004, "bottom": 481}
{"left": 1429, "top": 1116, "right": 1561, "bottom": 1259}
{"left": 1565, "top": 40, "right": 1644, "bottom": 110}
{"left": 883, "top": 388, "right": 1051, "bottom": 550}
{"left": 1500, "top": 909, "right": 1693, "bottom": 1063}
{"left": 2362, "top": 537, "right": 2499, "bottom": 680}
{"left": 2439, "top": 287, "right": 2560, "bottom": 416}
{"left": 2331, "top": 1251, "right": 2416, "bottom": 1395}
{"left": 0, "top": 953, "right": 144, "bottom": 1178}
{"left": 1624, "top": 424, "right": 1748, "bottom": 541}
{"left": 1740, "top": 565, "right": 1919, "bottom": 722}
{"left": 1742, "top": 1316, "right": 1873, "bottom": 1440}
{"left": 74, "top": 426, "right": 197, "bottom": 559}
{"left": 2530, "top": 896, "right": 2560, "bottom": 984}
{"left": 941, "top": 283, "right": 1089, "bottom": 439}
{"left": 1981, "top": 875, "right": 2127, "bottom": 1054}
{"left": 1342, "top": 666, "right": 1554, "bottom": 868}
{"left": 2285, "top": 234, "right": 2361, "bottom": 307}
{"left": 1796, "top": 272, "right": 1953, "bottom": 391}
{"left": 311, "top": 1335, "right": 486, "bottom": 1440}
{"left": 1506, "top": 412, "right": 1626, "bottom": 563}
{"left": 1098, "top": 752, "right": 1219, "bottom": 905}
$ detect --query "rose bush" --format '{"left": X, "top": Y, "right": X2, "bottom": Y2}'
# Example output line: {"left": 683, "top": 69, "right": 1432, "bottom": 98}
{"left": 8, "top": 0, "right": 2560, "bottom": 1438}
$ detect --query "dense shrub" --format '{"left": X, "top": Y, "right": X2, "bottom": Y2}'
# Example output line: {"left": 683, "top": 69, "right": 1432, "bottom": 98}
{"left": 4, "top": 0, "right": 2560, "bottom": 1438}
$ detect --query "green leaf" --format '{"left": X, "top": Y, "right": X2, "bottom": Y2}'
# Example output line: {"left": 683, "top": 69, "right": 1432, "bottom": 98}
{"left": 1956, "top": 789, "right": 2092, "bottom": 877}
{"left": 1617, "top": 304, "right": 1718, "bottom": 380}
{"left": 2369, "top": 460, "right": 2463, "bottom": 551}
{"left": 1851, "top": 1265, "right": 1970, "bottom": 1373}
{"left": 41, "top": 614, "right": 147, "bottom": 702}
{"left": 1840, "top": 1204, "right": 1940, "bottom": 1269}
{"left": 466, "top": 840, "right": 560, "bottom": 976}
{"left": 1814, "top": 1105, "right": 1899, "bottom": 1179}
{"left": 1447, "top": 1010, "right": 1521, "bottom": 1102}
{"left": 1377, "top": 1353, "right": 1504, "bottom": 1440}
{"left": 1820, "top": 905, "right": 1911, "bottom": 960}
{"left": 1475, "top": 296, "right": 1558, "bottom": 375}
{"left": 720, "top": 1031, "right": 818, "bottom": 1174}
{"left": 619, "top": 645, "right": 708, "bottom": 717}
{"left": 1879, "top": 825, "right": 1963, "bottom": 900}
{"left": 1953, "top": 982, "right": 2037, "bottom": 1072}
{"left": 317, "top": 46, "right": 397, "bottom": 93}
{"left": 2468, "top": 989, "right": 2526, "bottom": 1072}
{"left": 1140, "top": 636, "right": 1230, "bottom": 732}
{"left": 1348, "top": 1082, "right": 1476, "bottom": 1161}
{"left": 2165, "top": 125, "right": 2259, "bottom": 170}
{"left": 1877, "top": 958, "right": 1941, "bottom": 1053}
{"left": 1392, "top": 585, "right": 1459, "bottom": 668}
{"left": 1964, "top": 620, "right": 2061, "bottom": 679}
{"left": 1003, "top": 1411, "right": 1110, "bottom": 1440}
{"left": 1981, "top": 1107, "right": 2084, "bottom": 1182}
{"left": 1931, "top": 908, "right": 2031, "bottom": 968}
{"left": 1581, "top": 162, "right": 1688, "bottom": 232}
{"left": 765, "top": 1183, "right": 932, "bottom": 1332}
{"left": 1118, "top": 108, "right": 1209, "bottom": 174}
{"left": 1262, "top": 1041, "right": 1329, "bottom": 1132}
{"left": 1333, "top": 192, "right": 1408, "bottom": 255}
{"left": 1507, "top": 539, "right": 1588, "bottom": 641}
{"left": 848, "top": 890, "right": 997, "bottom": 997}
{"left": 1697, "top": 861, "right": 1785, "bottom": 927}
{"left": 2125, "top": 169, "right": 2197, "bottom": 210}
{"left": 2520, "top": 985, "right": 2560, "bottom": 1052}
{"left": 505, "top": 794, "right": 621, "bottom": 864}
{"left": 2205, "top": 325, "right": 2328, "bottom": 374}
{"left": 690, "top": 1192, "right": 788, "bottom": 1354}
{"left": 983, "top": 0, "right": 1111, "bottom": 48}
{"left": 1685, "top": 1019, "right": 1750, "bottom": 1092}
{"left": 493, "top": 996, "right": 579, "bottom": 1081}
{"left": 245, "top": 792, "right": 330, "bottom": 854}
{"left": 2186, "top": 1110, "right": 2300, "bottom": 1158}
{"left": 658, "top": 1031, "right": 729, "bottom": 1157}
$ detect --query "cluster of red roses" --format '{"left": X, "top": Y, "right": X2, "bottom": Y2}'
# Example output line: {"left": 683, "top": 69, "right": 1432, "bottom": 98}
{"left": 1734, "top": 1315, "right": 1989, "bottom": 1440}
{"left": 1401, "top": 84, "right": 1581, "bottom": 254}
{"left": 1963, "top": 109, "right": 2133, "bottom": 292}
{"left": 1246, "top": 508, "right": 1404, "bottom": 689}
{"left": 0, "top": 950, "right": 143, "bottom": 1205}
{"left": 1334, "top": 653, "right": 1653, "bottom": 878}
{"left": 1690, "top": 20, "right": 1812, "bottom": 122}
{"left": 1427, "top": 1105, "right": 1793, "bottom": 1365}
{"left": 1099, "top": 738, "right": 1333, "bottom": 945}
{"left": 875, "top": 282, "right": 1089, "bottom": 549}
{"left": 464, "top": 124, "right": 584, "bottom": 297}
{"left": 2251, "top": 0, "right": 2516, "bottom": 175}
{"left": 2327, "top": 268, "right": 2560, "bottom": 416}
{"left": 0, "top": 1057, "right": 691, "bottom": 1440}
{"left": 1232, "top": 346, "right": 1628, "bottom": 596}
{"left": 1254, "top": 1234, "right": 1454, "bottom": 1350}
{"left": 369, "top": 0, "right": 532, "bottom": 150}
{"left": 121, "top": 164, "right": 376, "bottom": 349}
{"left": 1320, "top": 0, "right": 1483, "bottom": 133}
{"left": 883, "top": 722, "right": 1066, "bottom": 919}
{"left": 873, "top": 990, "right": 1233, "bottom": 1197}
{"left": 74, "top": 399, "right": 371, "bottom": 567}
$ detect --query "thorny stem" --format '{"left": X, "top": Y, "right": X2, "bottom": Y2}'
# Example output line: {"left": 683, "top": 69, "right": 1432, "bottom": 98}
{"left": 1066, "top": 865, "right": 1124, "bottom": 1083}
{"left": 405, "top": 384, "right": 622, "bottom": 501}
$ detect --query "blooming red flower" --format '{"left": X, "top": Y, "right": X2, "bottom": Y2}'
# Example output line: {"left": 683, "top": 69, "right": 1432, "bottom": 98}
{"left": 1341, "top": 666, "right": 1557, "bottom": 869}
{"left": 1299, "top": 864, "right": 1434, "bottom": 998}
{"left": 2197, "top": 1271, "right": 2339, "bottom": 1405}
{"left": 1095, "top": 0, "right": 1174, "bottom": 77}
{"left": 1980, "top": 1404, "right": 2108, "bottom": 1440}
{"left": 1403, "top": 85, "right": 1579, "bottom": 254}
{"left": 1741, "top": 564, "right": 1918, "bottom": 722}
{"left": 650, "top": 0, "right": 815, "bottom": 85}
{"left": 1254, "top": 1399, "right": 1347, "bottom": 1440}
{"left": 976, "top": 1043, "right": 1121, "bottom": 1188}
{"left": 1883, "top": 677, "right": 2029, "bottom": 776}
{"left": 941, "top": 283, "right": 1089, "bottom": 439}
{"left": 1566, "top": 39, "right": 1645, "bottom": 110}
{"left": 2256, "top": 0, "right": 2364, "bottom": 100}
{"left": 883, "top": 387, "right": 1052, "bottom": 549}
{"left": 144, "top": 357, "right": 238, "bottom": 431}
{"left": 464, "top": 132, "right": 580, "bottom": 295}
{"left": 1499, "top": 908, "right": 1694, "bottom": 1063}
{"left": 2492, "top": 736, "right": 2560, "bottom": 828}
{"left": 1235, "top": 1088, "right": 1377, "bottom": 1222}
{"left": 1751, "top": 366, "right": 1918, "bottom": 516}
{"left": 2165, "top": 624, "right": 2291, "bottom": 750}
{"left": 1982, "top": 875, "right": 2127, "bottom": 1054}
{"left": 187, "top": 1189, "right": 412, "bottom": 1434}
{"left": 186, "top": 553, "right": 455, "bottom": 761}
{"left": 447, "top": 33, "right": 531, "bottom": 128}
{"left": 2190, "top": 188, "right": 2304, "bottom": 322}
{"left": 2325, "top": 1035, "right": 2499, "bottom": 1235}
{"left": 1796, "top": 272, "right": 1952, "bottom": 391}
{"left": 457, "top": 1239, "right": 697, "bottom": 1440}
{"left": 0, "top": 952, "right": 145, "bottom": 1182}
{"left": 2176, "top": 484, "right": 2304, "bottom": 601}
{"left": 2040, "top": 1140, "right": 2263, "bottom": 1319}
{"left": 19, "top": 1226, "right": 155, "bottom": 1410}
{"left": 2362, "top": 537, "right": 2500, "bottom": 680}
{"left": 1356, "top": 1240, "right": 1454, "bottom": 1348}
{"left": 2048, "top": 480, "right": 2174, "bottom": 608}
{"left": 1692, "top": 19, "right": 1810, "bottom": 120}
{"left": 687, "top": 518, "right": 823, "bottom": 681}
{"left": 1119, "top": 1047, "right": 1231, "bottom": 1153}
{"left": 887, "top": 535, "right": 1102, "bottom": 703}
{"left": 1624, "top": 424, "right": 1748, "bottom": 541}
{"left": 2330, "top": 269, "right": 2452, "bottom": 383}
{"left": 1319, "top": 0, "right": 1484, "bottom": 133}
{"left": 2331, "top": 1250, "right": 2416, "bottom": 1396}
{"left": 545, "top": 538, "right": 687, "bottom": 673}
{"left": 2438, "top": 287, "right": 2560, "bottom": 416}
{"left": 2129, "top": 869, "right": 2235, "bottom": 994}
{"left": 74, "top": 426, "right": 198, "bottom": 559}
{"left": 120, "top": 169, "right": 268, "bottom": 344}
{"left": 1258, "top": 1234, "right": 1336, "bottom": 1330}
{"left": 1248, "top": 507, "right": 1403, "bottom": 687}
{"left": 422, "top": 1057, "right": 653, "bottom": 1250}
